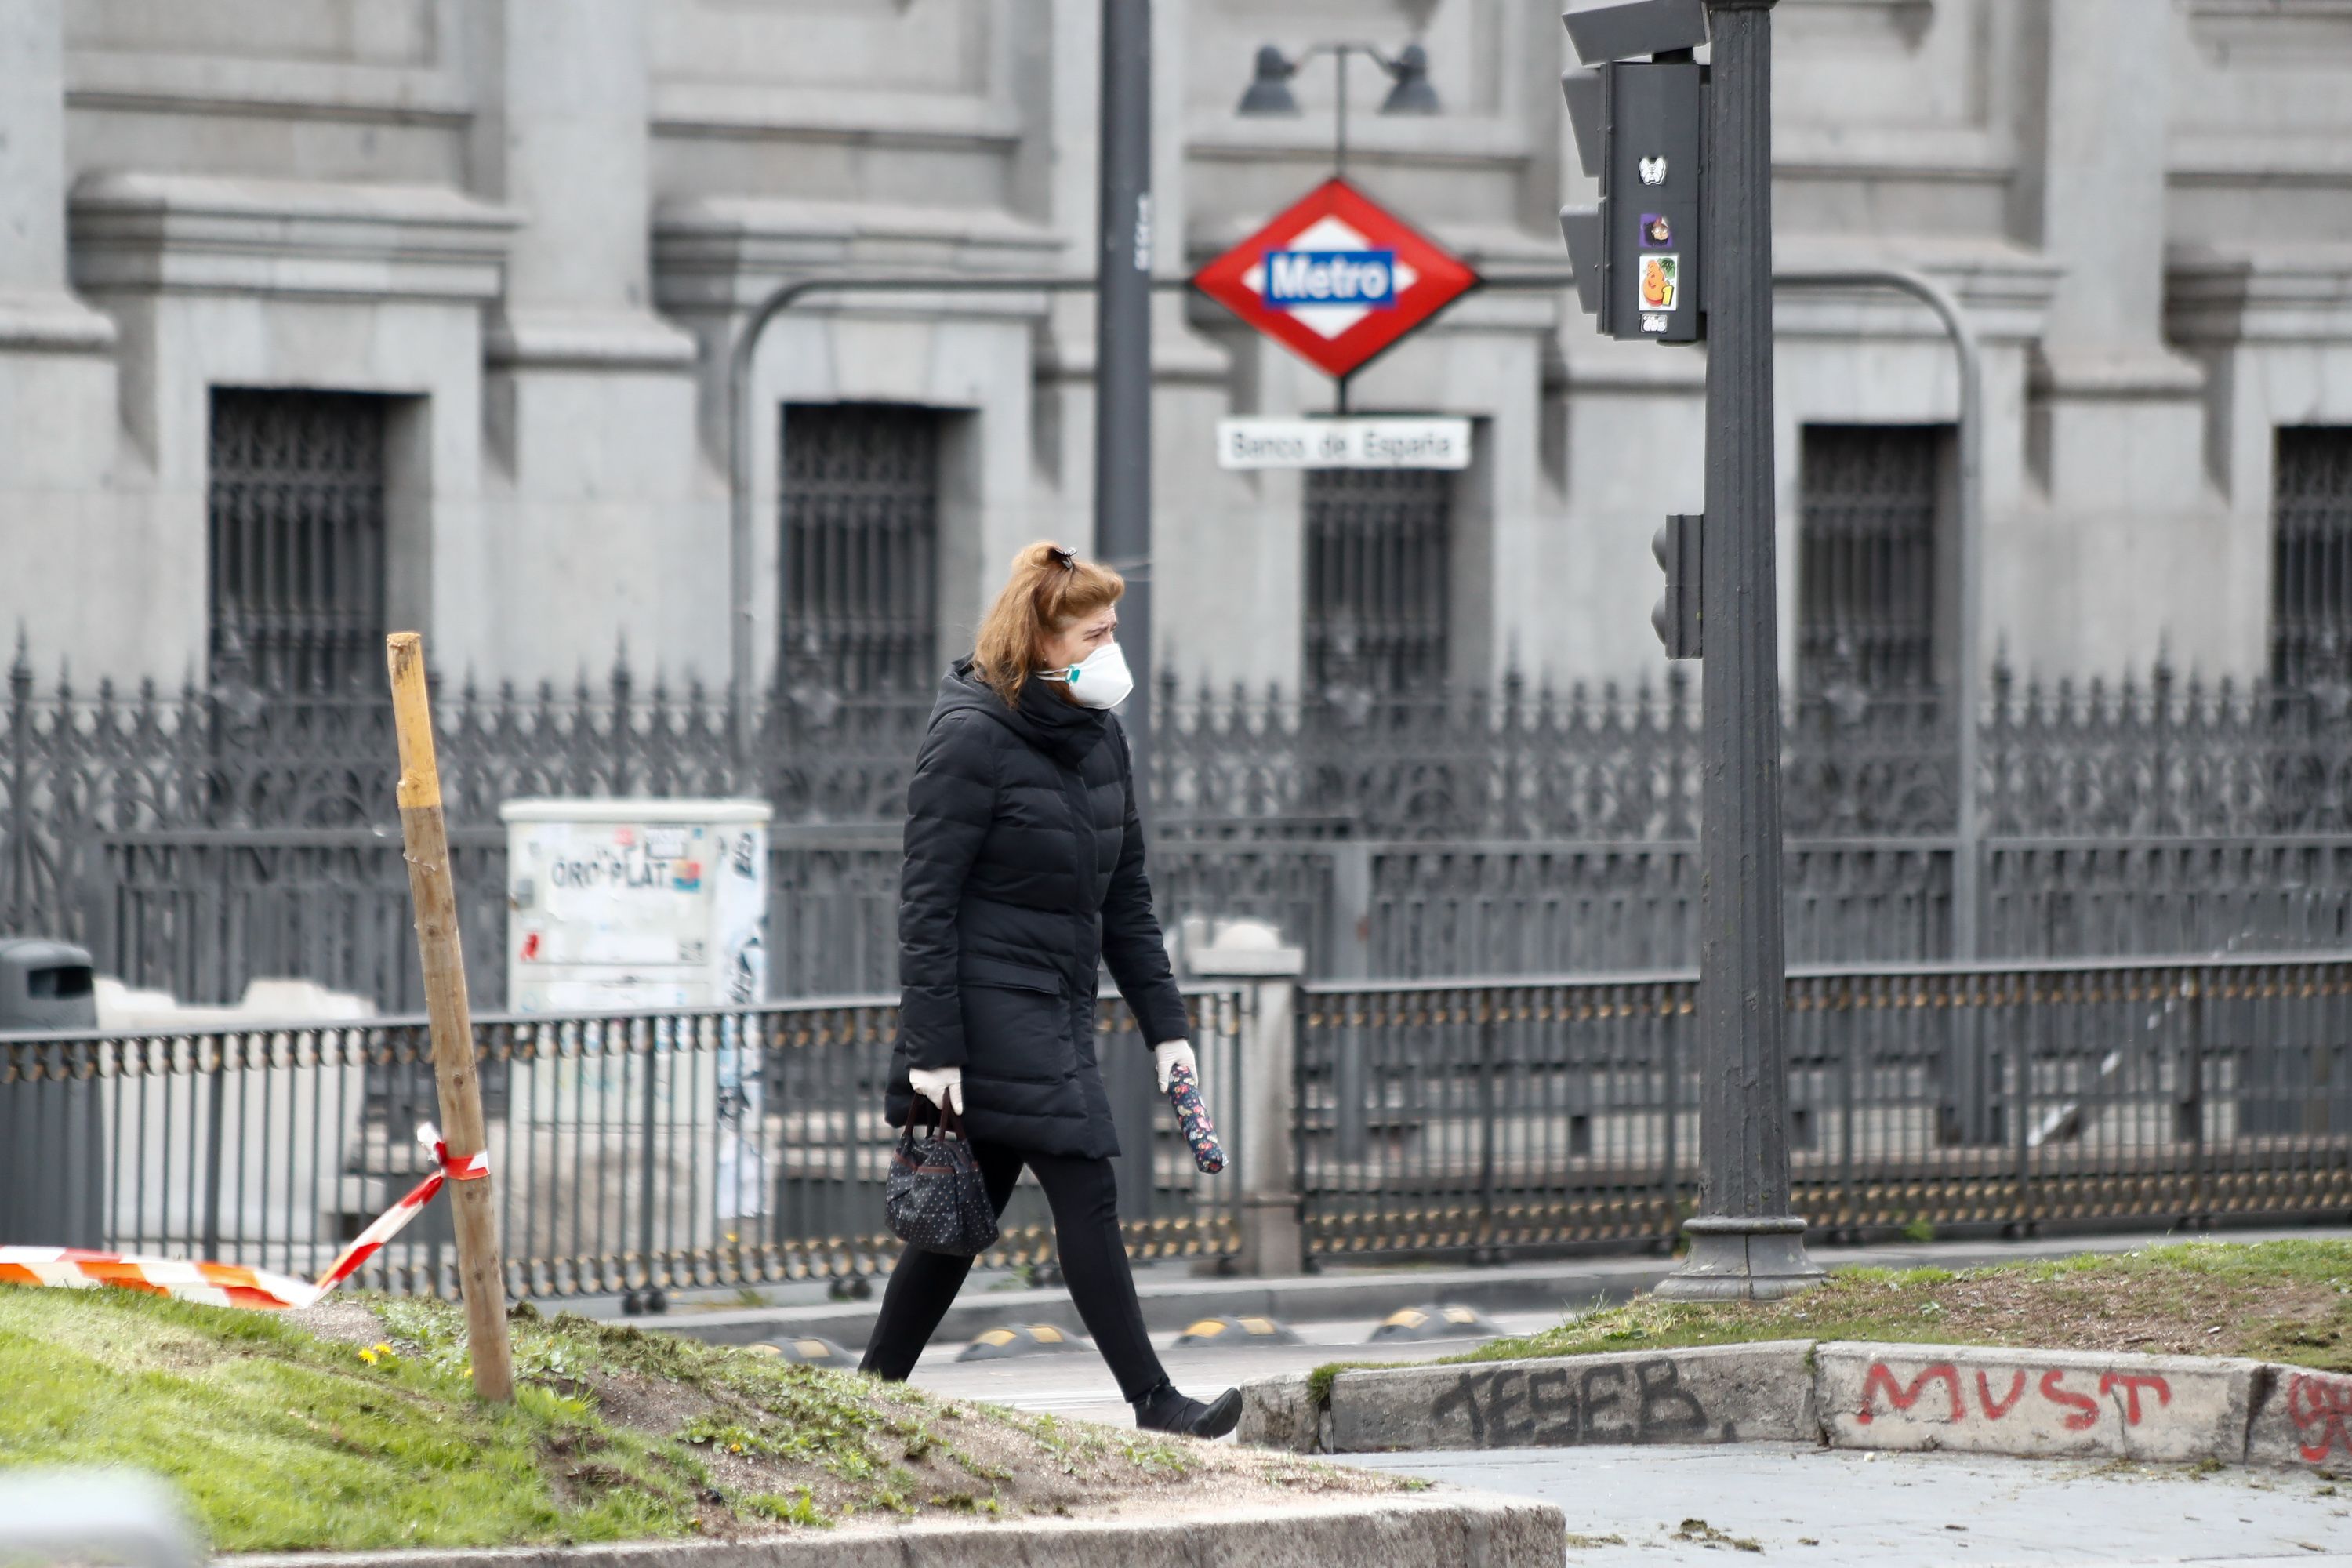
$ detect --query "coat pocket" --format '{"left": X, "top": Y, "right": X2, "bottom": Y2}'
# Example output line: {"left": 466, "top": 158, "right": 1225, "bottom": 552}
{"left": 959, "top": 956, "right": 1073, "bottom": 1083}
{"left": 959, "top": 956, "right": 1062, "bottom": 994}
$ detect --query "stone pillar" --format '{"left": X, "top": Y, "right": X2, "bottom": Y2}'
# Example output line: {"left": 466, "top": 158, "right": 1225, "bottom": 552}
{"left": 468, "top": 0, "right": 705, "bottom": 685}
{"left": 2008, "top": 0, "right": 2227, "bottom": 675}
{"left": 0, "top": 0, "right": 127, "bottom": 677}
{"left": 1186, "top": 919, "right": 1307, "bottom": 1279}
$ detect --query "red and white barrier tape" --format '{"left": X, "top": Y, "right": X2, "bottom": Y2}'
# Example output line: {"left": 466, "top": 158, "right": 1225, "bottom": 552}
{"left": 310, "top": 1122, "right": 488, "bottom": 1296}
{"left": 0, "top": 1122, "right": 490, "bottom": 1312}
{"left": 0, "top": 1247, "right": 328, "bottom": 1311}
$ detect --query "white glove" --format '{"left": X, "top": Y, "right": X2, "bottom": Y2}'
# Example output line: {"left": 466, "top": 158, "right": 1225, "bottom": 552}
{"left": 1153, "top": 1040, "right": 1196, "bottom": 1094}
{"left": 909, "top": 1065, "right": 964, "bottom": 1116}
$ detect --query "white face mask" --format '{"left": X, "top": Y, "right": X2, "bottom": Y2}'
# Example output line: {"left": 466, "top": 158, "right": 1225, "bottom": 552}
{"left": 1041, "top": 641, "right": 1134, "bottom": 710}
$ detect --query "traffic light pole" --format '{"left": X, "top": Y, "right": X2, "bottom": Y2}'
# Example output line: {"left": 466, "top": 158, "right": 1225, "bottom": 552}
{"left": 1653, "top": 0, "right": 1824, "bottom": 1301}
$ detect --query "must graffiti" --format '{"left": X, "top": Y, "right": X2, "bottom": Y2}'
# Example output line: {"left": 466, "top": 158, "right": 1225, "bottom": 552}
{"left": 1854, "top": 1360, "right": 2173, "bottom": 1432}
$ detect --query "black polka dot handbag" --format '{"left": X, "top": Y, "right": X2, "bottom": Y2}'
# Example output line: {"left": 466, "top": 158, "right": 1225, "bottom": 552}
{"left": 886, "top": 1102, "right": 999, "bottom": 1257}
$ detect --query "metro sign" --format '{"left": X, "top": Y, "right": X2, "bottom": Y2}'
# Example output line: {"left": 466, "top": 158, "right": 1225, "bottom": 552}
{"left": 1192, "top": 178, "right": 1480, "bottom": 381}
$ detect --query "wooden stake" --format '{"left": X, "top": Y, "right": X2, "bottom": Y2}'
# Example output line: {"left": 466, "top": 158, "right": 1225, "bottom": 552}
{"left": 386, "top": 631, "right": 515, "bottom": 1403}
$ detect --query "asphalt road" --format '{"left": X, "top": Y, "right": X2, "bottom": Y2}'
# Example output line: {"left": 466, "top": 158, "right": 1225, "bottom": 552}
{"left": 898, "top": 1309, "right": 1562, "bottom": 1424}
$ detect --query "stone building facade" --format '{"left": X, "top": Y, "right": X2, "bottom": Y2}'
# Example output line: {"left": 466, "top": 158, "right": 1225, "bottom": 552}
{"left": 2, "top": 0, "right": 2350, "bottom": 710}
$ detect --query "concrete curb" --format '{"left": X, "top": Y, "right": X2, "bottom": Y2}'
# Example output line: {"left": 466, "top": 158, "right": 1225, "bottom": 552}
{"left": 223, "top": 1494, "right": 1565, "bottom": 1568}
{"left": 1244, "top": 1341, "right": 2352, "bottom": 1480}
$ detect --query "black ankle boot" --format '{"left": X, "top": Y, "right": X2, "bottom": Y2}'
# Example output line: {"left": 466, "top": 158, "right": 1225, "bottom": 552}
{"left": 1132, "top": 1380, "right": 1243, "bottom": 1439}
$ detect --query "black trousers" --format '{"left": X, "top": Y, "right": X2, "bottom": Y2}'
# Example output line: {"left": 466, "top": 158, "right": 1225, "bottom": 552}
{"left": 858, "top": 1139, "right": 1168, "bottom": 1403}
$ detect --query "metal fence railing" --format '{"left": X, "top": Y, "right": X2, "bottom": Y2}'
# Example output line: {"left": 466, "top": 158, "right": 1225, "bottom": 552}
{"left": 24, "top": 633, "right": 2352, "bottom": 1011}
{"left": 70, "top": 830, "right": 2352, "bottom": 1014}
{"left": 0, "top": 989, "right": 1248, "bottom": 1298}
{"left": 1294, "top": 955, "right": 2352, "bottom": 1262}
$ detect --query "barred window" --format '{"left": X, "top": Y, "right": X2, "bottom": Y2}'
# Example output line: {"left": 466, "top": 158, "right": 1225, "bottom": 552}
{"left": 1798, "top": 424, "right": 1944, "bottom": 696}
{"left": 206, "top": 389, "right": 389, "bottom": 697}
{"left": 2270, "top": 426, "right": 2352, "bottom": 689}
{"left": 782, "top": 404, "right": 942, "bottom": 695}
{"left": 1305, "top": 466, "right": 1452, "bottom": 699}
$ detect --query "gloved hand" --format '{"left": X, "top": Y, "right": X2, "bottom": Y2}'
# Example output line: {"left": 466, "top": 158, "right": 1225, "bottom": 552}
{"left": 1153, "top": 1040, "right": 1196, "bottom": 1094}
{"left": 909, "top": 1064, "right": 964, "bottom": 1116}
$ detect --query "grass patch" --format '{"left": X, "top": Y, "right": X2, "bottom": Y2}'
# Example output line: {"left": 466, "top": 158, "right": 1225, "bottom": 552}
{"left": 1446, "top": 1240, "right": 2352, "bottom": 1372}
{"left": 1, "top": 1287, "right": 1394, "bottom": 1552}
{"left": 0, "top": 1288, "right": 693, "bottom": 1553}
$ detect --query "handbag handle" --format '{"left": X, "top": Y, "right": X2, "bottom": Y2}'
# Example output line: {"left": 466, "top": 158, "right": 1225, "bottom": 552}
{"left": 911, "top": 1093, "right": 967, "bottom": 1140}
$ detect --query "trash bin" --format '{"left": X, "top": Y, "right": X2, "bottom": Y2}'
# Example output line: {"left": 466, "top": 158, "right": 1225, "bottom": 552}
{"left": 0, "top": 938, "right": 107, "bottom": 1248}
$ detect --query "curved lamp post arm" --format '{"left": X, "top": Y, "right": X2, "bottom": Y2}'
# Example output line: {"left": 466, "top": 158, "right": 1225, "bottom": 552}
{"left": 724, "top": 274, "right": 1185, "bottom": 763}
{"left": 1773, "top": 263, "right": 1986, "bottom": 958}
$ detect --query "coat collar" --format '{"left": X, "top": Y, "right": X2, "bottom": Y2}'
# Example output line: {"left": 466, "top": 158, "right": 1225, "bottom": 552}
{"left": 936, "top": 659, "right": 1109, "bottom": 770}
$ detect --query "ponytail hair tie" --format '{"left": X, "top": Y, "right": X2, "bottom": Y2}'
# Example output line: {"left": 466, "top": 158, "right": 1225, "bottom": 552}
{"left": 1048, "top": 546, "right": 1077, "bottom": 570}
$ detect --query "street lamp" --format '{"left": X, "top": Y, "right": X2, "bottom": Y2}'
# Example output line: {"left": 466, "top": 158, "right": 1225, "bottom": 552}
{"left": 1236, "top": 40, "right": 1439, "bottom": 176}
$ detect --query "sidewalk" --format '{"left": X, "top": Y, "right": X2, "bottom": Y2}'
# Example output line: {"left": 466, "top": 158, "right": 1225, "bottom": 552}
{"left": 638, "top": 1221, "right": 2349, "bottom": 1350}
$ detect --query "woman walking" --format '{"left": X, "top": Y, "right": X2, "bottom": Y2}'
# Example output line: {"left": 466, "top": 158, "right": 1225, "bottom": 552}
{"left": 858, "top": 542, "right": 1242, "bottom": 1439}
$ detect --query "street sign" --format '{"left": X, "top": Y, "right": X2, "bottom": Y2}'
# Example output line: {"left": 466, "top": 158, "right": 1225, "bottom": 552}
{"left": 1192, "top": 178, "right": 1480, "bottom": 380}
{"left": 1216, "top": 416, "right": 1472, "bottom": 470}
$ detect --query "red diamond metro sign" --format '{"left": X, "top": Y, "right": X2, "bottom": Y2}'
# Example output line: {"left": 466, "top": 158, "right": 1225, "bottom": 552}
{"left": 1192, "top": 178, "right": 1481, "bottom": 382}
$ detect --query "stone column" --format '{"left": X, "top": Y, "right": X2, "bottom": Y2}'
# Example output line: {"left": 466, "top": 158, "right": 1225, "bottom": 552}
{"left": 2008, "top": 0, "right": 2229, "bottom": 675}
{"left": 0, "top": 0, "right": 127, "bottom": 677}
{"left": 468, "top": 0, "right": 704, "bottom": 685}
{"left": 1186, "top": 919, "right": 1308, "bottom": 1279}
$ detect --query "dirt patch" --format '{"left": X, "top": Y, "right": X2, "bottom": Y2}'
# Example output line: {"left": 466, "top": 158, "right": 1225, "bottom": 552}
{"left": 283, "top": 1301, "right": 384, "bottom": 1348}
{"left": 1443, "top": 1239, "right": 2352, "bottom": 1374}
{"left": 361, "top": 1299, "right": 1403, "bottom": 1534}
{"left": 1832, "top": 1265, "right": 2343, "bottom": 1362}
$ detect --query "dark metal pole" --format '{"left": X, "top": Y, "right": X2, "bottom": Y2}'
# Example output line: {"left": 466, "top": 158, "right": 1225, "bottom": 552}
{"left": 1097, "top": 0, "right": 1154, "bottom": 808}
{"left": 1653, "top": 0, "right": 1823, "bottom": 1301}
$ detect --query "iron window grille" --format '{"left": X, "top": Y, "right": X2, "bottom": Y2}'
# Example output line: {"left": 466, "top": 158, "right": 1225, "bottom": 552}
{"left": 205, "top": 390, "right": 390, "bottom": 698}
{"left": 1305, "top": 466, "right": 1453, "bottom": 701}
{"left": 2270, "top": 426, "right": 2352, "bottom": 691}
{"left": 1797, "top": 424, "right": 1944, "bottom": 699}
{"left": 782, "top": 404, "right": 943, "bottom": 697}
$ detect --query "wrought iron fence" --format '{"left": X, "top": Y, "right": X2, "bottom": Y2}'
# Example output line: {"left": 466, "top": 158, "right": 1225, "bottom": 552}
{"left": 1294, "top": 954, "right": 2352, "bottom": 1263}
{"left": 0, "top": 988, "right": 1247, "bottom": 1298}
{"left": 16, "top": 634, "right": 2352, "bottom": 1007}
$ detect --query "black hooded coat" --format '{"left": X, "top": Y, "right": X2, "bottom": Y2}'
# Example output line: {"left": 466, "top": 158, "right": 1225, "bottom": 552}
{"left": 883, "top": 660, "right": 1191, "bottom": 1159}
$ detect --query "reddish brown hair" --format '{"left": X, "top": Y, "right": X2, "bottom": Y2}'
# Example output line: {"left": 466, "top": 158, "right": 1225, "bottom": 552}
{"left": 971, "top": 542, "right": 1124, "bottom": 706}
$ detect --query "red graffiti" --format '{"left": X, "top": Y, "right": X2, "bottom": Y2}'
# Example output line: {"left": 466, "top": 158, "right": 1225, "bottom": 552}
{"left": 2100, "top": 1372, "right": 2172, "bottom": 1426}
{"left": 1856, "top": 1363, "right": 1963, "bottom": 1425}
{"left": 2040, "top": 1368, "right": 2100, "bottom": 1431}
{"left": 1976, "top": 1369, "right": 2027, "bottom": 1419}
{"left": 2287, "top": 1373, "right": 2352, "bottom": 1465}
{"left": 1859, "top": 1360, "right": 2180, "bottom": 1433}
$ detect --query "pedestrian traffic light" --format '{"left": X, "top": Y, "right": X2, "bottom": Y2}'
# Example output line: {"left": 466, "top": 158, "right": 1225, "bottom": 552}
{"left": 1557, "top": 2, "right": 1708, "bottom": 344}
{"left": 1651, "top": 512, "right": 1702, "bottom": 659}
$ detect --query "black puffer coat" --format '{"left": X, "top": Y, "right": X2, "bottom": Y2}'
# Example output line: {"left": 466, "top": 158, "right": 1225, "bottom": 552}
{"left": 884, "top": 660, "right": 1190, "bottom": 1159}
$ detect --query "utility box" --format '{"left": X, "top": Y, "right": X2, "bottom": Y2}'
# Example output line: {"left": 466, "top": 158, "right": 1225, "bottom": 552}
{"left": 0, "top": 938, "right": 105, "bottom": 1247}
{"left": 498, "top": 800, "right": 774, "bottom": 1269}
{"left": 502, "top": 799, "right": 771, "bottom": 1013}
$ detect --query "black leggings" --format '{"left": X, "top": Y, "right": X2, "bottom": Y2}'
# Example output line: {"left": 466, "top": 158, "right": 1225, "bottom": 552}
{"left": 858, "top": 1140, "right": 1168, "bottom": 1403}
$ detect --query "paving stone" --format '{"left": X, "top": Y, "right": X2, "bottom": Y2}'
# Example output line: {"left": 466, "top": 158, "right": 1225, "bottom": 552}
{"left": 1324, "top": 1341, "right": 1820, "bottom": 1453}
{"left": 2246, "top": 1363, "right": 2352, "bottom": 1478}
{"left": 226, "top": 1494, "right": 1566, "bottom": 1568}
{"left": 1237, "top": 1371, "right": 1325, "bottom": 1453}
{"left": 1817, "top": 1341, "right": 2258, "bottom": 1463}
